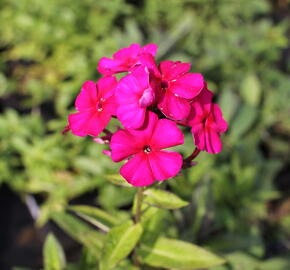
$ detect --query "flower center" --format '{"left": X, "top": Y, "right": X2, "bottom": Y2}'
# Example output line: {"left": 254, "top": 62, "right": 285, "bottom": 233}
{"left": 143, "top": 145, "right": 151, "bottom": 153}
{"left": 161, "top": 80, "right": 168, "bottom": 89}
{"left": 96, "top": 102, "right": 103, "bottom": 112}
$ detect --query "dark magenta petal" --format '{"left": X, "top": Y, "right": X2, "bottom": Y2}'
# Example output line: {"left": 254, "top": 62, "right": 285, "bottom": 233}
{"left": 192, "top": 128, "right": 206, "bottom": 152}
{"left": 116, "top": 67, "right": 153, "bottom": 129}
{"left": 150, "top": 119, "right": 184, "bottom": 150}
{"left": 181, "top": 100, "right": 204, "bottom": 127}
{"left": 128, "top": 112, "right": 158, "bottom": 143}
{"left": 158, "top": 91, "right": 191, "bottom": 120}
{"left": 113, "top": 43, "right": 140, "bottom": 60}
{"left": 68, "top": 110, "right": 111, "bottom": 137}
{"left": 148, "top": 150, "right": 183, "bottom": 181}
{"left": 159, "top": 61, "right": 191, "bottom": 81}
{"left": 97, "top": 76, "right": 118, "bottom": 100}
{"left": 137, "top": 54, "right": 161, "bottom": 77}
{"left": 110, "top": 129, "right": 142, "bottom": 162}
{"left": 212, "top": 104, "right": 228, "bottom": 133}
{"left": 75, "top": 81, "right": 97, "bottom": 111}
{"left": 170, "top": 73, "right": 204, "bottom": 99}
{"left": 120, "top": 152, "right": 155, "bottom": 186}
{"left": 205, "top": 130, "right": 222, "bottom": 154}
{"left": 97, "top": 57, "right": 124, "bottom": 75}
{"left": 140, "top": 43, "right": 158, "bottom": 56}
{"left": 117, "top": 103, "right": 146, "bottom": 129}
{"left": 139, "top": 87, "right": 154, "bottom": 108}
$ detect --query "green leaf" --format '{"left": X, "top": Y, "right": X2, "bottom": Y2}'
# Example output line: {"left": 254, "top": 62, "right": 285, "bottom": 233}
{"left": 138, "top": 237, "right": 225, "bottom": 270}
{"left": 230, "top": 105, "right": 258, "bottom": 140}
{"left": 218, "top": 89, "right": 239, "bottom": 123}
{"left": 69, "top": 205, "right": 118, "bottom": 232}
{"left": 99, "top": 220, "right": 143, "bottom": 270}
{"left": 225, "top": 252, "right": 259, "bottom": 270}
{"left": 143, "top": 189, "right": 189, "bottom": 209}
{"left": 43, "top": 233, "right": 66, "bottom": 270}
{"left": 241, "top": 74, "right": 261, "bottom": 106}
{"left": 52, "top": 212, "right": 104, "bottom": 256}
{"left": 104, "top": 174, "right": 132, "bottom": 187}
{"left": 259, "top": 257, "right": 290, "bottom": 270}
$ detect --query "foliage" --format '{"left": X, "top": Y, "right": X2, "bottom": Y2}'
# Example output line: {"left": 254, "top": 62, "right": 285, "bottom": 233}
{"left": 1, "top": 0, "right": 290, "bottom": 269}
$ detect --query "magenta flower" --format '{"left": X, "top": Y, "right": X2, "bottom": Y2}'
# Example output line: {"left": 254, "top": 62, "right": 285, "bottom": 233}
{"left": 97, "top": 43, "right": 158, "bottom": 76}
{"left": 183, "top": 87, "right": 228, "bottom": 154}
{"left": 68, "top": 77, "right": 117, "bottom": 137}
{"left": 116, "top": 66, "right": 155, "bottom": 129}
{"left": 156, "top": 60, "right": 204, "bottom": 121}
{"left": 110, "top": 112, "right": 184, "bottom": 186}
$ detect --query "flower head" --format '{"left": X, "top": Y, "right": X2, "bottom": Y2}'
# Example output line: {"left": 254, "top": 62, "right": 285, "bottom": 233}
{"left": 97, "top": 43, "right": 158, "bottom": 76}
{"left": 155, "top": 60, "right": 204, "bottom": 121}
{"left": 68, "top": 77, "right": 117, "bottom": 137}
{"left": 116, "top": 66, "right": 155, "bottom": 129}
{"left": 110, "top": 112, "right": 184, "bottom": 186}
{"left": 67, "top": 43, "right": 228, "bottom": 187}
{"left": 183, "top": 86, "right": 228, "bottom": 154}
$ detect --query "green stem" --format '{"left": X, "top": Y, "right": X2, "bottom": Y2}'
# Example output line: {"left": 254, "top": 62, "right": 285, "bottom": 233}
{"left": 133, "top": 187, "right": 145, "bottom": 267}
{"left": 134, "top": 187, "right": 144, "bottom": 223}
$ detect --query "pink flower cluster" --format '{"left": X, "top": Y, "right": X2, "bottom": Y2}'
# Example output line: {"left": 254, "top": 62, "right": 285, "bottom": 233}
{"left": 67, "top": 43, "right": 228, "bottom": 187}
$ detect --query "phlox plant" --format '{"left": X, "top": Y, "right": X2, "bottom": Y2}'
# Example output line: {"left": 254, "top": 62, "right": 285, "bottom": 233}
{"left": 65, "top": 43, "right": 228, "bottom": 269}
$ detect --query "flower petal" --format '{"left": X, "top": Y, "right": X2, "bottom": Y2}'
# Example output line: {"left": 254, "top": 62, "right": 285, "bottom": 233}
{"left": 120, "top": 153, "right": 155, "bottom": 186}
{"left": 110, "top": 129, "right": 142, "bottom": 162}
{"left": 159, "top": 61, "right": 191, "bottom": 81}
{"left": 212, "top": 104, "right": 228, "bottom": 133}
{"left": 170, "top": 73, "right": 204, "bottom": 99}
{"left": 75, "top": 81, "right": 97, "bottom": 111}
{"left": 205, "top": 130, "right": 222, "bottom": 154}
{"left": 68, "top": 110, "right": 110, "bottom": 137}
{"left": 117, "top": 71, "right": 145, "bottom": 97}
{"left": 140, "top": 43, "right": 158, "bottom": 56}
{"left": 148, "top": 150, "right": 182, "bottom": 181}
{"left": 158, "top": 91, "right": 190, "bottom": 120}
{"left": 139, "top": 87, "right": 154, "bottom": 108}
{"left": 97, "top": 76, "right": 117, "bottom": 100}
{"left": 131, "top": 66, "right": 151, "bottom": 91}
{"left": 113, "top": 43, "right": 140, "bottom": 60}
{"left": 150, "top": 119, "right": 184, "bottom": 150}
{"left": 128, "top": 112, "right": 158, "bottom": 143}
{"left": 97, "top": 57, "right": 124, "bottom": 75}
{"left": 181, "top": 100, "right": 204, "bottom": 127}
{"left": 137, "top": 54, "right": 160, "bottom": 77}
{"left": 192, "top": 128, "right": 206, "bottom": 151}
{"left": 103, "top": 96, "right": 117, "bottom": 116}
{"left": 117, "top": 102, "right": 146, "bottom": 129}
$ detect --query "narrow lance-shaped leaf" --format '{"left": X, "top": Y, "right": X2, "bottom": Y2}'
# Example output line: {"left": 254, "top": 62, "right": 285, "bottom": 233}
{"left": 69, "top": 205, "right": 118, "bottom": 232}
{"left": 99, "top": 220, "right": 143, "bottom": 270}
{"left": 105, "top": 174, "right": 133, "bottom": 187}
{"left": 43, "top": 233, "right": 66, "bottom": 270}
{"left": 143, "top": 189, "right": 189, "bottom": 209}
{"left": 52, "top": 212, "right": 104, "bottom": 256}
{"left": 229, "top": 105, "right": 257, "bottom": 140}
{"left": 137, "top": 237, "right": 225, "bottom": 270}
{"left": 241, "top": 74, "right": 261, "bottom": 106}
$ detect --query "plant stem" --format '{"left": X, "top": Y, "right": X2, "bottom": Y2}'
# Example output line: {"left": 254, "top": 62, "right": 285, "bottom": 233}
{"left": 134, "top": 187, "right": 144, "bottom": 223}
{"left": 183, "top": 147, "right": 201, "bottom": 168}
{"left": 133, "top": 187, "right": 145, "bottom": 267}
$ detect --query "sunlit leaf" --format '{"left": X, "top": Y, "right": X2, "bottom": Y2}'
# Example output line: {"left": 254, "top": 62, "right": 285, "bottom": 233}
{"left": 99, "top": 220, "right": 143, "bottom": 270}
{"left": 241, "top": 74, "right": 262, "bottom": 106}
{"left": 52, "top": 212, "right": 104, "bottom": 256}
{"left": 143, "top": 189, "right": 189, "bottom": 209}
{"left": 43, "top": 233, "right": 66, "bottom": 270}
{"left": 69, "top": 205, "right": 118, "bottom": 232}
{"left": 138, "top": 237, "right": 225, "bottom": 269}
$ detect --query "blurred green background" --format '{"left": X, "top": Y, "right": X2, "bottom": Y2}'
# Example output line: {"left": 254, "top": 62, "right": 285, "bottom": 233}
{"left": 1, "top": 0, "right": 290, "bottom": 269}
